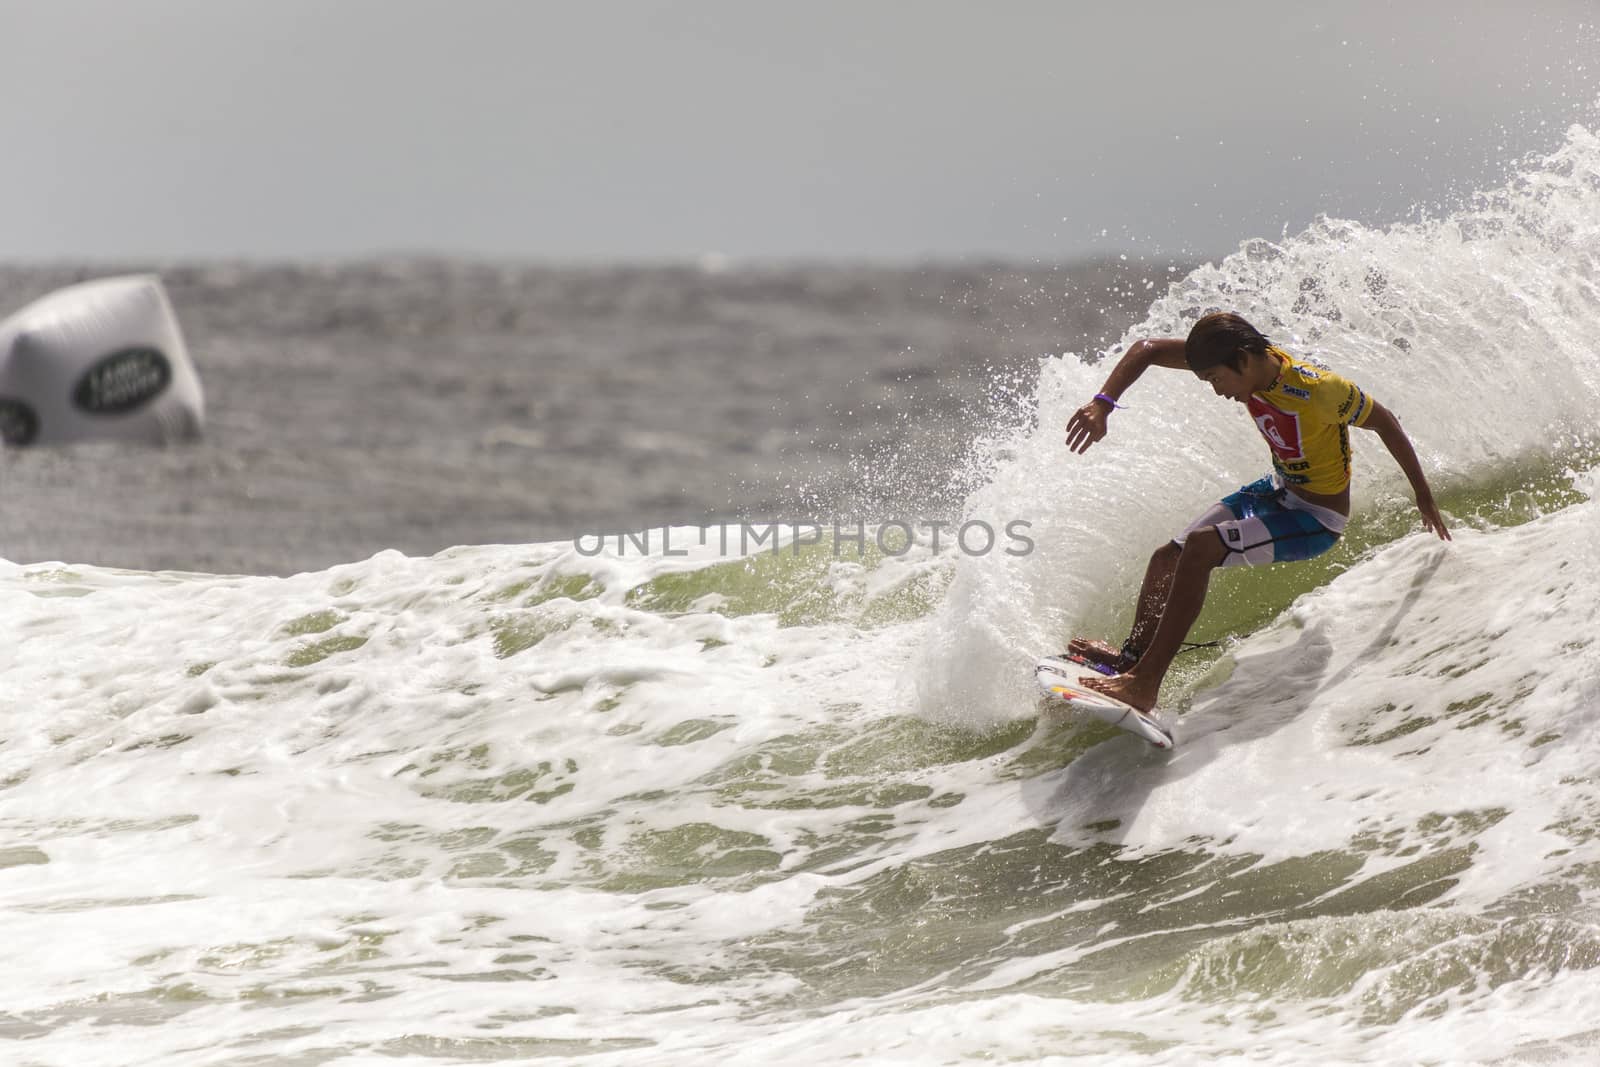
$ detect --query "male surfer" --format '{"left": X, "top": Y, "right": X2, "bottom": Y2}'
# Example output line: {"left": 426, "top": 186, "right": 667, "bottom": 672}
{"left": 1063, "top": 312, "right": 1451, "bottom": 712}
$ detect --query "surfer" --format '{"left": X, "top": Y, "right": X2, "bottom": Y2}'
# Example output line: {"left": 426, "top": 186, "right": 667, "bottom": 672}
{"left": 1062, "top": 312, "right": 1451, "bottom": 713}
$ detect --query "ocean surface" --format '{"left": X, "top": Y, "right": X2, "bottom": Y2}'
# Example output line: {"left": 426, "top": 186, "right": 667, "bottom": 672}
{"left": 2, "top": 126, "right": 1599, "bottom": 1066}
{"left": 0, "top": 255, "right": 1153, "bottom": 577}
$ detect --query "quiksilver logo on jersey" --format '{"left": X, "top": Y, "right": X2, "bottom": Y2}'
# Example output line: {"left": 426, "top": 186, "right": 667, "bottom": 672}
{"left": 1249, "top": 401, "right": 1305, "bottom": 460}
{"left": 0, "top": 396, "right": 39, "bottom": 445}
{"left": 74, "top": 347, "right": 172, "bottom": 414}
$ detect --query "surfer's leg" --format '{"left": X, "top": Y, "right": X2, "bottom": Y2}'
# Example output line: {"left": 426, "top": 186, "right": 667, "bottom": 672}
{"left": 1087, "top": 528, "right": 1227, "bottom": 711}
{"left": 1068, "top": 541, "right": 1178, "bottom": 670}
{"left": 1125, "top": 540, "right": 1181, "bottom": 657}
{"left": 1111, "top": 495, "right": 1235, "bottom": 668}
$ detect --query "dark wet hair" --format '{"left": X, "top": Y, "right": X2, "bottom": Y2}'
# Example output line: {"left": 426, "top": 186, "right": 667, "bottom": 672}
{"left": 1186, "top": 312, "right": 1271, "bottom": 372}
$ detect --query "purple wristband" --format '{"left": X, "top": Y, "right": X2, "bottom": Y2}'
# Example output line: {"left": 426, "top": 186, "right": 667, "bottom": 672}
{"left": 1093, "top": 393, "right": 1125, "bottom": 410}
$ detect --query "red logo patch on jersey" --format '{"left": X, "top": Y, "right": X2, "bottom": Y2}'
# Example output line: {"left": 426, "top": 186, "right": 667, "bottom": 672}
{"left": 1247, "top": 397, "right": 1303, "bottom": 460}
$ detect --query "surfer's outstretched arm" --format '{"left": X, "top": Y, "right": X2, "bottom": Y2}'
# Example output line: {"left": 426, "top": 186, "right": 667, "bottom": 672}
{"left": 1065, "top": 338, "right": 1189, "bottom": 454}
{"left": 1359, "top": 401, "right": 1452, "bottom": 541}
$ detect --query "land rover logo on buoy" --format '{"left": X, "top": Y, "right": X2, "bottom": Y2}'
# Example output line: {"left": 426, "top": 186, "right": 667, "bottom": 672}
{"left": 74, "top": 346, "right": 172, "bottom": 414}
{"left": 0, "top": 396, "right": 39, "bottom": 445}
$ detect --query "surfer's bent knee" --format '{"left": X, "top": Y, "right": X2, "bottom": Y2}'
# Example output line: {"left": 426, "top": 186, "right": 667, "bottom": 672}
{"left": 1180, "top": 526, "right": 1229, "bottom": 568}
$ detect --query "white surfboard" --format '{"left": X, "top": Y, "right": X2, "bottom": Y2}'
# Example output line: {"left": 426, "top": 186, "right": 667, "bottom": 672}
{"left": 1035, "top": 655, "right": 1175, "bottom": 749}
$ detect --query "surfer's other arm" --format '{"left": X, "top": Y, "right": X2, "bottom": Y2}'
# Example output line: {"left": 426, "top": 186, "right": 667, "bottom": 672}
{"left": 1357, "top": 401, "right": 1452, "bottom": 541}
{"left": 1065, "top": 338, "right": 1187, "bottom": 454}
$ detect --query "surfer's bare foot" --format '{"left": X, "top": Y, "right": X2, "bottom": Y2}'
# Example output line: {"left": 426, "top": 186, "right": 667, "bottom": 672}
{"left": 1082, "top": 672, "right": 1159, "bottom": 713}
{"left": 1066, "top": 638, "right": 1129, "bottom": 671}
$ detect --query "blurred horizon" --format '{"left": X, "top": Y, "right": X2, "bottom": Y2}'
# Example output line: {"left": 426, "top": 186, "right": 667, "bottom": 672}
{"left": 0, "top": 249, "right": 1194, "bottom": 271}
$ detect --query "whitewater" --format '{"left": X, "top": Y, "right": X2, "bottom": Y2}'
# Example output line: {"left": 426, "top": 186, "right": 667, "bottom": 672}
{"left": 3, "top": 126, "right": 1600, "bottom": 1065}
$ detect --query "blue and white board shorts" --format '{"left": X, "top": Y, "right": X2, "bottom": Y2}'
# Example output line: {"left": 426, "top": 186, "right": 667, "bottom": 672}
{"left": 1173, "top": 476, "right": 1346, "bottom": 568}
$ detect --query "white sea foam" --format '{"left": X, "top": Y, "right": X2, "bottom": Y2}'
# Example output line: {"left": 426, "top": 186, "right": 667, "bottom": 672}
{"left": 2, "top": 474, "right": 1597, "bottom": 1062}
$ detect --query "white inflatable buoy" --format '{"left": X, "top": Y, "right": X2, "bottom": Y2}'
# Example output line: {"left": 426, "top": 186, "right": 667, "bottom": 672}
{"left": 0, "top": 274, "right": 204, "bottom": 446}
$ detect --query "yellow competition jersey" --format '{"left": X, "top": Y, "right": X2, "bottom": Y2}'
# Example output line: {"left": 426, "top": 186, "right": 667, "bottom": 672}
{"left": 1245, "top": 348, "right": 1374, "bottom": 494}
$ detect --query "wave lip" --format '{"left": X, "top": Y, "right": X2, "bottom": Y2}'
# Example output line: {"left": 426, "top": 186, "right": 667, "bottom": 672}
{"left": 915, "top": 121, "right": 1600, "bottom": 726}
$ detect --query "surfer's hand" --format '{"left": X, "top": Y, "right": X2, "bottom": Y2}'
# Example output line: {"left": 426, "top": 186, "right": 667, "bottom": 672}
{"left": 1065, "top": 401, "right": 1109, "bottom": 454}
{"left": 1420, "top": 492, "right": 1459, "bottom": 543}
{"left": 1416, "top": 492, "right": 1452, "bottom": 541}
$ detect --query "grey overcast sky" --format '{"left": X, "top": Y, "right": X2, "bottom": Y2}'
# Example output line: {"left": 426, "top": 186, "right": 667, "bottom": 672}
{"left": 2, "top": 1, "right": 1596, "bottom": 263}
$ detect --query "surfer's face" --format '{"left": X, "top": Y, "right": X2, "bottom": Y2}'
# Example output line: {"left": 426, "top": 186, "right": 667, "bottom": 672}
{"left": 1195, "top": 363, "right": 1252, "bottom": 403}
